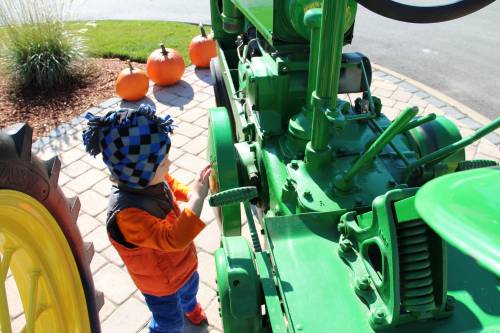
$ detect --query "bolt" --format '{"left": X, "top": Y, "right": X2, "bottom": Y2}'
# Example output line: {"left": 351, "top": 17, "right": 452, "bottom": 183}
{"left": 339, "top": 237, "right": 353, "bottom": 252}
{"left": 445, "top": 296, "right": 455, "bottom": 311}
{"left": 296, "top": 324, "right": 303, "bottom": 331}
{"left": 290, "top": 160, "right": 299, "bottom": 170}
{"left": 285, "top": 177, "right": 295, "bottom": 190}
{"left": 387, "top": 180, "right": 397, "bottom": 188}
{"left": 303, "top": 191, "right": 313, "bottom": 202}
{"left": 357, "top": 276, "right": 371, "bottom": 290}
{"left": 371, "top": 309, "right": 387, "bottom": 325}
{"left": 337, "top": 221, "right": 346, "bottom": 234}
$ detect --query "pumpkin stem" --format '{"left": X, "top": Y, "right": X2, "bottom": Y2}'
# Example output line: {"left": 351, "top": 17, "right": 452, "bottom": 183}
{"left": 160, "top": 43, "right": 169, "bottom": 56}
{"left": 127, "top": 60, "right": 134, "bottom": 72}
{"left": 199, "top": 23, "right": 207, "bottom": 38}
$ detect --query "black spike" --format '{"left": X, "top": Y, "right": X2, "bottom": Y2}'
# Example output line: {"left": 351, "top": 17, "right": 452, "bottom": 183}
{"left": 67, "top": 196, "right": 81, "bottom": 223}
{"left": 44, "top": 156, "right": 61, "bottom": 186}
{"left": 95, "top": 290, "right": 105, "bottom": 311}
{"left": 84, "top": 241, "right": 95, "bottom": 264}
{"left": 5, "top": 123, "right": 33, "bottom": 161}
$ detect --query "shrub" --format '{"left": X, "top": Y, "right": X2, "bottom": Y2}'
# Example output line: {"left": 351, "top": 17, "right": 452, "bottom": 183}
{"left": 0, "top": 0, "right": 85, "bottom": 91}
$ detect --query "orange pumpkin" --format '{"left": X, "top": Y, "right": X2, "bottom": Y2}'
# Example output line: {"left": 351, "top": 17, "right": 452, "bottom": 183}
{"left": 115, "top": 61, "right": 149, "bottom": 101}
{"left": 189, "top": 24, "right": 217, "bottom": 68}
{"left": 146, "top": 44, "right": 185, "bottom": 86}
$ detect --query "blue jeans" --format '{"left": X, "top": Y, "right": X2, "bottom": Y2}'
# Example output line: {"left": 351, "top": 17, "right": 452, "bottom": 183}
{"left": 142, "top": 272, "right": 199, "bottom": 333}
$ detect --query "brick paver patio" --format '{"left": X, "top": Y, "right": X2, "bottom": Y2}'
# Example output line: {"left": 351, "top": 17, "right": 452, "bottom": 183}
{"left": 6, "top": 65, "right": 499, "bottom": 333}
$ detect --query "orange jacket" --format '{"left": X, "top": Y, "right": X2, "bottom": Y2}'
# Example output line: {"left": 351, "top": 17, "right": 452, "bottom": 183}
{"left": 109, "top": 175, "right": 205, "bottom": 296}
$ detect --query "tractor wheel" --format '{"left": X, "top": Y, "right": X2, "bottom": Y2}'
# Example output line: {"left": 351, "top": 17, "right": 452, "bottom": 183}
{"left": 0, "top": 124, "right": 103, "bottom": 333}
{"left": 210, "top": 57, "right": 237, "bottom": 141}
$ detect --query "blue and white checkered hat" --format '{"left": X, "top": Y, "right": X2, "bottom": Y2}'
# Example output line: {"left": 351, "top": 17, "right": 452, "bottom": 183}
{"left": 82, "top": 104, "right": 174, "bottom": 189}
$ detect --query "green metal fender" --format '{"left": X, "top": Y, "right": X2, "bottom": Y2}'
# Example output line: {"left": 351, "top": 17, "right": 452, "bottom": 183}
{"left": 214, "top": 236, "right": 262, "bottom": 333}
{"left": 415, "top": 166, "right": 500, "bottom": 276}
{"left": 208, "top": 107, "right": 242, "bottom": 236}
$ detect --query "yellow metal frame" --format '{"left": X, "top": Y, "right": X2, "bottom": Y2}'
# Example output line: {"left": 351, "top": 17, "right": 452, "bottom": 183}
{"left": 0, "top": 190, "right": 91, "bottom": 333}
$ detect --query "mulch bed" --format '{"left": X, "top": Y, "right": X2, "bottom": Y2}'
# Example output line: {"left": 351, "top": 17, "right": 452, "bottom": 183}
{"left": 0, "top": 58, "right": 141, "bottom": 140}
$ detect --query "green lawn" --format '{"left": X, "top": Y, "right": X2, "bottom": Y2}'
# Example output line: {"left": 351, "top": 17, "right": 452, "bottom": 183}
{"left": 67, "top": 20, "right": 203, "bottom": 64}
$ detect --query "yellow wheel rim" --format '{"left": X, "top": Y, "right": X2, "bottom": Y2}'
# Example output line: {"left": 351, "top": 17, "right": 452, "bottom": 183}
{"left": 0, "top": 190, "right": 91, "bottom": 333}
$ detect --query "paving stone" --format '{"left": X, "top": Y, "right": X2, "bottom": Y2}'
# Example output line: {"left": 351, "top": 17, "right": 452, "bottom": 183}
{"left": 194, "top": 116, "right": 209, "bottom": 129}
{"left": 81, "top": 154, "right": 107, "bottom": 170}
{"left": 176, "top": 122, "right": 205, "bottom": 139}
{"left": 77, "top": 213, "right": 100, "bottom": 237}
{"left": 171, "top": 168, "right": 196, "bottom": 185}
{"left": 423, "top": 104, "right": 446, "bottom": 116}
{"left": 372, "top": 88, "right": 393, "bottom": 98}
{"left": 205, "top": 298, "right": 222, "bottom": 331}
{"left": 99, "top": 97, "right": 121, "bottom": 109}
{"left": 175, "top": 153, "right": 208, "bottom": 174}
{"left": 193, "top": 92, "right": 212, "bottom": 102}
{"left": 169, "top": 147, "right": 184, "bottom": 162}
{"left": 64, "top": 160, "right": 91, "bottom": 178}
{"left": 66, "top": 169, "right": 107, "bottom": 194}
{"left": 97, "top": 211, "right": 108, "bottom": 225}
{"left": 396, "top": 81, "right": 419, "bottom": 93}
{"left": 58, "top": 171, "right": 71, "bottom": 186}
{"left": 61, "top": 186, "right": 77, "bottom": 199}
{"left": 90, "top": 252, "right": 107, "bottom": 274}
{"left": 94, "top": 264, "right": 137, "bottom": 305}
{"left": 179, "top": 108, "right": 209, "bottom": 123}
{"left": 198, "top": 281, "right": 217, "bottom": 310}
{"left": 458, "top": 117, "right": 482, "bottom": 130}
{"left": 152, "top": 88, "right": 179, "bottom": 104}
{"left": 383, "top": 75, "right": 402, "bottom": 84}
{"left": 197, "top": 252, "right": 217, "bottom": 290}
{"left": 6, "top": 276, "right": 24, "bottom": 318}
{"left": 99, "top": 297, "right": 117, "bottom": 322}
{"left": 408, "top": 96, "right": 429, "bottom": 109}
{"left": 85, "top": 225, "right": 110, "bottom": 252}
{"left": 382, "top": 107, "right": 400, "bottom": 121}
{"left": 415, "top": 91, "right": 430, "bottom": 99}
{"left": 102, "top": 246, "right": 125, "bottom": 267}
{"left": 93, "top": 176, "right": 112, "bottom": 197}
{"left": 372, "top": 71, "right": 387, "bottom": 78}
{"left": 477, "top": 140, "right": 499, "bottom": 159}
{"left": 465, "top": 145, "right": 477, "bottom": 160}
{"left": 371, "top": 80, "right": 397, "bottom": 92}
{"left": 485, "top": 132, "right": 500, "bottom": 145}
{"left": 182, "top": 135, "right": 208, "bottom": 155}
{"left": 199, "top": 99, "right": 216, "bottom": 109}
{"left": 441, "top": 106, "right": 466, "bottom": 119}
{"left": 200, "top": 200, "right": 216, "bottom": 224}
{"left": 183, "top": 99, "right": 202, "bottom": 110}
{"left": 36, "top": 145, "right": 59, "bottom": 161}
{"left": 394, "top": 101, "right": 409, "bottom": 111}
{"left": 425, "top": 96, "right": 446, "bottom": 108}
{"left": 196, "top": 221, "right": 221, "bottom": 254}
{"left": 391, "top": 90, "right": 413, "bottom": 103}
{"left": 48, "top": 133, "right": 82, "bottom": 152}
{"left": 379, "top": 97, "right": 396, "bottom": 108}
{"left": 59, "top": 147, "right": 87, "bottom": 166}
{"left": 101, "top": 297, "right": 150, "bottom": 333}
{"left": 79, "top": 189, "right": 108, "bottom": 216}
{"left": 171, "top": 134, "right": 191, "bottom": 148}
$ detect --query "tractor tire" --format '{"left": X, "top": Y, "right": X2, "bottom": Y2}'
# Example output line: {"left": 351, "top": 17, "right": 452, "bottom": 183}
{"left": 210, "top": 57, "right": 237, "bottom": 141}
{"left": 0, "top": 124, "right": 103, "bottom": 333}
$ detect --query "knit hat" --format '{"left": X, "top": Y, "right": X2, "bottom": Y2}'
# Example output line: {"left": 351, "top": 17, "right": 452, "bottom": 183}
{"left": 82, "top": 104, "right": 174, "bottom": 189}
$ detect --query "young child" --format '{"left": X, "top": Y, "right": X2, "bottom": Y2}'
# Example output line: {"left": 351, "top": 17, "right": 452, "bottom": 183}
{"left": 83, "top": 104, "right": 211, "bottom": 333}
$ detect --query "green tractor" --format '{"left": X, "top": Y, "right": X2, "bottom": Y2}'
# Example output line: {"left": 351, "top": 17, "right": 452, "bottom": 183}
{"left": 207, "top": 0, "right": 500, "bottom": 332}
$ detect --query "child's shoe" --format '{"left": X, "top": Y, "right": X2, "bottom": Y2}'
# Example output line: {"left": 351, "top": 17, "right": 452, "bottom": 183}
{"left": 185, "top": 303, "right": 207, "bottom": 325}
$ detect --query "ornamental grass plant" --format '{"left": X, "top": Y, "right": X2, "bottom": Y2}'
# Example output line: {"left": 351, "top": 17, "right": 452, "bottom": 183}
{"left": 0, "top": 0, "right": 85, "bottom": 92}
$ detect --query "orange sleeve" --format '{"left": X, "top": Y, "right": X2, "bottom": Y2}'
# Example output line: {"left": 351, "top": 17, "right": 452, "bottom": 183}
{"left": 116, "top": 207, "right": 205, "bottom": 251}
{"left": 165, "top": 173, "right": 191, "bottom": 202}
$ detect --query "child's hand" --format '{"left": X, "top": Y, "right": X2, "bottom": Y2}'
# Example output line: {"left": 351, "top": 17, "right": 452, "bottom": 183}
{"left": 191, "top": 164, "right": 211, "bottom": 200}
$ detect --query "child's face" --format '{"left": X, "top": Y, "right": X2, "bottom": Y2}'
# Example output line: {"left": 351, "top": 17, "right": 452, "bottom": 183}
{"left": 149, "top": 155, "right": 171, "bottom": 185}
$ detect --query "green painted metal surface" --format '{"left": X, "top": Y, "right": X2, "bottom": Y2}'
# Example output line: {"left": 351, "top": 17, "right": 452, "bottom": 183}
{"left": 208, "top": 107, "right": 242, "bottom": 236}
{"left": 208, "top": 0, "right": 500, "bottom": 331}
{"left": 415, "top": 167, "right": 500, "bottom": 276}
